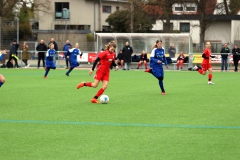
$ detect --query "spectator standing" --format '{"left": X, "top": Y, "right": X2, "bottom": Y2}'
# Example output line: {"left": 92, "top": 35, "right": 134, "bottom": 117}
{"left": 36, "top": 39, "right": 48, "bottom": 68}
{"left": 220, "top": 43, "right": 230, "bottom": 72}
{"left": 168, "top": 44, "right": 176, "bottom": 58}
{"left": 115, "top": 49, "right": 124, "bottom": 68}
{"left": 48, "top": 38, "right": 58, "bottom": 51}
{"left": 145, "top": 40, "right": 168, "bottom": 95}
{"left": 176, "top": 51, "right": 185, "bottom": 70}
{"left": 22, "top": 42, "right": 30, "bottom": 68}
{"left": 122, "top": 41, "right": 133, "bottom": 70}
{"left": 136, "top": 50, "right": 148, "bottom": 69}
{"left": 63, "top": 40, "right": 71, "bottom": 69}
{"left": 232, "top": 44, "right": 240, "bottom": 72}
{"left": 7, "top": 39, "right": 19, "bottom": 68}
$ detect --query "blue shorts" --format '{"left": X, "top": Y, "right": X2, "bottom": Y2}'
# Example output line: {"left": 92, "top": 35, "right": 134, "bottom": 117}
{"left": 152, "top": 67, "right": 164, "bottom": 78}
{"left": 46, "top": 61, "right": 56, "bottom": 69}
{"left": 70, "top": 61, "right": 79, "bottom": 68}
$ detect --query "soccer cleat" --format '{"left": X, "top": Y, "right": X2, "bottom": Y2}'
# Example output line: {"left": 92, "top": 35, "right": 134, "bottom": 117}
{"left": 76, "top": 82, "right": 85, "bottom": 89}
{"left": 27, "top": 64, "right": 30, "bottom": 68}
{"left": 161, "top": 92, "right": 166, "bottom": 95}
{"left": 66, "top": 73, "right": 69, "bottom": 76}
{"left": 208, "top": 81, "right": 214, "bottom": 85}
{"left": 144, "top": 68, "right": 152, "bottom": 72}
{"left": 44, "top": 76, "right": 47, "bottom": 79}
{"left": 91, "top": 98, "right": 100, "bottom": 103}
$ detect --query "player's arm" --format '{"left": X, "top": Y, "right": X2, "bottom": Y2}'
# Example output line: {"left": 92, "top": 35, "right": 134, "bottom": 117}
{"left": 111, "top": 60, "right": 119, "bottom": 71}
{"left": 163, "top": 55, "right": 168, "bottom": 68}
{"left": 91, "top": 57, "right": 100, "bottom": 71}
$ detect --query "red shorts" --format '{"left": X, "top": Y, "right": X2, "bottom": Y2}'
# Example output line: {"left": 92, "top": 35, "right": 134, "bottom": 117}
{"left": 94, "top": 70, "right": 109, "bottom": 81}
{"left": 202, "top": 62, "right": 212, "bottom": 71}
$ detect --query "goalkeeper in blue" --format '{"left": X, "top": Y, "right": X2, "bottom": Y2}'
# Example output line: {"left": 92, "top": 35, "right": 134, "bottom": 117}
{"left": 145, "top": 40, "right": 168, "bottom": 95}
{"left": 65, "top": 43, "right": 82, "bottom": 76}
{"left": 0, "top": 50, "right": 7, "bottom": 87}
{"left": 44, "top": 43, "right": 56, "bottom": 78}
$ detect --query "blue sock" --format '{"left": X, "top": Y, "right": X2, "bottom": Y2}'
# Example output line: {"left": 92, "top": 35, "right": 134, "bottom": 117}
{"left": 66, "top": 68, "right": 73, "bottom": 75}
{"left": 158, "top": 80, "right": 165, "bottom": 92}
{"left": 44, "top": 68, "right": 50, "bottom": 77}
{"left": 0, "top": 82, "right": 3, "bottom": 87}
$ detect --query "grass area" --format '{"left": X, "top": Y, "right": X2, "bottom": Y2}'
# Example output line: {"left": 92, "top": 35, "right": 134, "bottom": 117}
{"left": 0, "top": 68, "right": 240, "bottom": 160}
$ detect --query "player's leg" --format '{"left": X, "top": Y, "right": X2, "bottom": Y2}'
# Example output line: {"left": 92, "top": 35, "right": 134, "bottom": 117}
{"left": 0, "top": 74, "right": 6, "bottom": 88}
{"left": 176, "top": 60, "right": 180, "bottom": 69}
{"left": 137, "top": 60, "right": 142, "bottom": 69}
{"left": 207, "top": 67, "right": 214, "bottom": 84}
{"left": 120, "top": 60, "right": 124, "bottom": 68}
{"left": 13, "top": 56, "right": 19, "bottom": 68}
{"left": 66, "top": 62, "right": 75, "bottom": 76}
{"left": 157, "top": 76, "right": 165, "bottom": 94}
{"left": 144, "top": 60, "right": 148, "bottom": 69}
{"left": 180, "top": 60, "right": 184, "bottom": 69}
{"left": 91, "top": 80, "right": 108, "bottom": 103}
{"left": 44, "top": 63, "right": 51, "bottom": 78}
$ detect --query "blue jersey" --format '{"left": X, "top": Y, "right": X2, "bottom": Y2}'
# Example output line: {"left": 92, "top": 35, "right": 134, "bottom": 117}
{"left": 150, "top": 47, "right": 168, "bottom": 78}
{"left": 69, "top": 48, "right": 81, "bottom": 62}
{"left": 0, "top": 53, "right": 5, "bottom": 61}
{"left": 46, "top": 49, "right": 55, "bottom": 62}
{"left": 150, "top": 47, "right": 168, "bottom": 68}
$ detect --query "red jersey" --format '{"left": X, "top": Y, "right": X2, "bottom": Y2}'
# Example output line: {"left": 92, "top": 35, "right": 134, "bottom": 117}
{"left": 202, "top": 48, "right": 211, "bottom": 63}
{"left": 97, "top": 50, "right": 116, "bottom": 73}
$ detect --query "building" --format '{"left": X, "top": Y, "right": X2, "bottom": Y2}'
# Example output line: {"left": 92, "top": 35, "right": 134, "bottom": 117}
{"left": 33, "top": 0, "right": 128, "bottom": 50}
{"left": 150, "top": 0, "right": 240, "bottom": 52}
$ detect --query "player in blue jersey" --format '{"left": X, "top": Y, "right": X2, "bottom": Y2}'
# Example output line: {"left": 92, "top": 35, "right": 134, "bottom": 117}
{"left": 0, "top": 50, "right": 7, "bottom": 87}
{"left": 65, "top": 43, "right": 83, "bottom": 76}
{"left": 145, "top": 40, "right": 168, "bottom": 95}
{"left": 44, "top": 43, "right": 56, "bottom": 78}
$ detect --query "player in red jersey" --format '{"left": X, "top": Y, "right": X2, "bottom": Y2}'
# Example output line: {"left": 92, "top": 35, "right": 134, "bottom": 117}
{"left": 76, "top": 41, "right": 118, "bottom": 103}
{"left": 193, "top": 42, "right": 215, "bottom": 85}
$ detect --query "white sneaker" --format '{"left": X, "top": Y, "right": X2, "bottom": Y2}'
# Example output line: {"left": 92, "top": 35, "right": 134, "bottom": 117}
{"left": 24, "top": 66, "right": 27, "bottom": 68}
{"left": 208, "top": 81, "right": 214, "bottom": 85}
{"left": 27, "top": 64, "right": 30, "bottom": 68}
{"left": 192, "top": 65, "right": 198, "bottom": 70}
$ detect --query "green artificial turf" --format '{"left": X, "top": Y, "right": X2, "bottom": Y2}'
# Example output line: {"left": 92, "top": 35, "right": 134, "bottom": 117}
{"left": 0, "top": 68, "right": 240, "bottom": 160}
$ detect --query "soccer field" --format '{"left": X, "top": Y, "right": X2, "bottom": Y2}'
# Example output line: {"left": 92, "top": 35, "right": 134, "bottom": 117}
{"left": 0, "top": 68, "right": 240, "bottom": 160}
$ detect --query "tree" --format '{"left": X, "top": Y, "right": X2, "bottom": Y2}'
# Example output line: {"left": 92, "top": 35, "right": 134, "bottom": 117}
{"left": 229, "top": 0, "right": 240, "bottom": 14}
{"left": 144, "top": 0, "right": 179, "bottom": 32}
{"left": 18, "top": 2, "right": 32, "bottom": 40}
{"left": 0, "top": 0, "right": 51, "bottom": 19}
{"left": 106, "top": 5, "right": 152, "bottom": 33}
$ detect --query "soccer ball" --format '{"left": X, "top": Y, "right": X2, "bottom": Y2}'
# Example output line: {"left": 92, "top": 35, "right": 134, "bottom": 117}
{"left": 100, "top": 95, "right": 109, "bottom": 104}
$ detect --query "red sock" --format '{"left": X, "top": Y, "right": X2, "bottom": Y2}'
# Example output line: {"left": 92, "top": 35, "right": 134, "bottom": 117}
{"left": 95, "top": 88, "right": 104, "bottom": 98}
{"left": 208, "top": 74, "right": 212, "bottom": 81}
{"left": 85, "top": 82, "right": 92, "bottom": 87}
{"left": 198, "top": 69, "right": 203, "bottom": 74}
{"left": 137, "top": 64, "right": 141, "bottom": 68}
{"left": 144, "top": 63, "right": 148, "bottom": 68}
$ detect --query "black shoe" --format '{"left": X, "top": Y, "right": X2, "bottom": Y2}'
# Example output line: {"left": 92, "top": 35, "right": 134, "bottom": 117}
{"left": 66, "top": 73, "right": 69, "bottom": 76}
{"left": 197, "top": 65, "right": 202, "bottom": 69}
{"left": 123, "top": 68, "right": 126, "bottom": 70}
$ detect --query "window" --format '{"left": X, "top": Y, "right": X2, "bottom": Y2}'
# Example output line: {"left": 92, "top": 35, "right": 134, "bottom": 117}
{"left": 186, "top": 7, "right": 196, "bottom": 11}
{"left": 55, "top": 2, "right": 69, "bottom": 19}
{"left": 175, "top": 7, "right": 183, "bottom": 11}
{"left": 55, "top": 25, "right": 90, "bottom": 30}
{"left": 102, "top": 6, "right": 111, "bottom": 13}
{"left": 180, "top": 23, "right": 190, "bottom": 32}
{"left": 116, "top": 6, "right": 119, "bottom": 11}
{"left": 32, "top": 22, "right": 39, "bottom": 30}
{"left": 102, "top": 26, "right": 111, "bottom": 32}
